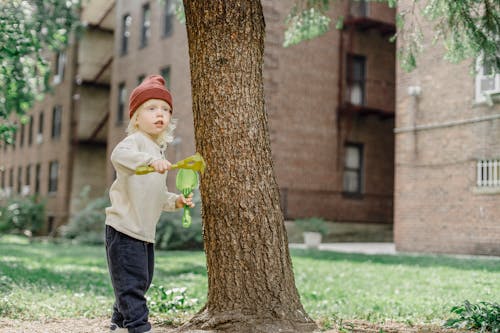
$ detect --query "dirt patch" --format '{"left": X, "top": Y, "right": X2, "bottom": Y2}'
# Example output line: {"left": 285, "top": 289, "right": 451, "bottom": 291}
{"left": 0, "top": 318, "right": 469, "bottom": 333}
{"left": 0, "top": 318, "right": 172, "bottom": 333}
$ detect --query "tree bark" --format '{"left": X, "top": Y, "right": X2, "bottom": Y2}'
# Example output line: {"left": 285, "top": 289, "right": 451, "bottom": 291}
{"left": 180, "top": 1, "right": 317, "bottom": 332}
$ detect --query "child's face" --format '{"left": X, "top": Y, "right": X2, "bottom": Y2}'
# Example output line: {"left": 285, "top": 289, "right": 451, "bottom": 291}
{"left": 135, "top": 99, "right": 172, "bottom": 139}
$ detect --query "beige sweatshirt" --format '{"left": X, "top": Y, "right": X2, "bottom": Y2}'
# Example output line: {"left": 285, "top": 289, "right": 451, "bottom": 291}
{"left": 105, "top": 131, "right": 179, "bottom": 243}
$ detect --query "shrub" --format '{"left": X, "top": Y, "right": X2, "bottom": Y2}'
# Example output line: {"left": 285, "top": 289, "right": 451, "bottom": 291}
{"left": 61, "top": 187, "right": 203, "bottom": 249}
{"left": 155, "top": 190, "right": 203, "bottom": 250}
{"left": 0, "top": 195, "right": 45, "bottom": 236}
{"left": 294, "top": 217, "right": 329, "bottom": 236}
{"left": 147, "top": 285, "right": 198, "bottom": 315}
{"left": 444, "top": 300, "right": 500, "bottom": 333}
{"left": 60, "top": 187, "right": 109, "bottom": 244}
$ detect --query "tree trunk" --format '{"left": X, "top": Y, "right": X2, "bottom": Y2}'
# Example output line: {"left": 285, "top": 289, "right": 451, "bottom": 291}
{"left": 180, "top": 1, "right": 317, "bottom": 332}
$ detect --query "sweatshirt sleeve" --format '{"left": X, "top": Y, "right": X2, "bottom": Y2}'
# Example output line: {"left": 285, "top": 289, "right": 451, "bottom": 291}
{"left": 111, "top": 135, "right": 155, "bottom": 172}
{"left": 162, "top": 191, "right": 180, "bottom": 212}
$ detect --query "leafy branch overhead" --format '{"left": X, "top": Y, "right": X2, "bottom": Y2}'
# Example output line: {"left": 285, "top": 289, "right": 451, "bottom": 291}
{"left": 0, "top": 0, "right": 81, "bottom": 144}
{"left": 283, "top": 0, "right": 500, "bottom": 73}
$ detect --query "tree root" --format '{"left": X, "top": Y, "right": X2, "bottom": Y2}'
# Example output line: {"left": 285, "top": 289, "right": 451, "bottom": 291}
{"left": 175, "top": 308, "right": 318, "bottom": 333}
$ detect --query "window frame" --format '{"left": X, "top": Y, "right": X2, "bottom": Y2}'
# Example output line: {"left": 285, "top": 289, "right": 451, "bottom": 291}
{"left": 51, "top": 105, "right": 62, "bottom": 139}
{"left": 117, "top": 82, "right": 127, "bottom": 125}
{"left": 121, "top": 13, "right": 132, "bottom": 55}
{"left": 37, "top": 111, "right": 44, "bottom": 144}
{"left": 35, "top": 163, "right": 41, "bottom": 194}
{"left": 140, "top": 3, "right": 151, "bottom": 48}
{"left": 475, "top": 56, "right": 500, "bottom": 104}
{"left": 48, "top": 161, "right": 59, "bottom": 194}
{"left": 28, "top": 115, "right": 33, "bottom": 146}
{"left": 162, "top": 0, "right": 175, "bottom": 38}
{"left": 346, "top": 54, "right": 367, "bottom": 106}
{"left": 160, "top": 66, "right": 171, "bottom": 89}
{"left": 53, "top": 51, "right": 66, "bottom": 85}
{"left": 342, "top": 142, "right": 364, "bottom": 196}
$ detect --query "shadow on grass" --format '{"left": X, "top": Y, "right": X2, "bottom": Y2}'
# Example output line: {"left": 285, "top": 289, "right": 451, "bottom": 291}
{"left": 154, "top": 262, "right": 207, "bottom": 277}
{"left": 290, "top": 248, "right": 500, "bottom": 273}
{"left": 0, "top": 260, "right": 112, "bottom": 294}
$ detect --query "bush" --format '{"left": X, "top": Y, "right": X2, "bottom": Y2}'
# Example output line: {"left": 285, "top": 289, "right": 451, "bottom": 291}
{"left": 61, "top": 186, "right": 203, "bottom": 249}
{"left": 294, "top": 217, "right": 329, "bottom": 236}
{"left": 60, "top": 187, "right": 109, "bottom": 244}
{"left": 147, "top": 285, "right": 198, "bottom": 315}
{"left": 0, "top": 195, "right": 45, "bottom": 236}
{"left": 444, "top": 300, "right": 500, "bottom": 333}
{"left": 155, "top": 190, "right": 203, "bottom": 250}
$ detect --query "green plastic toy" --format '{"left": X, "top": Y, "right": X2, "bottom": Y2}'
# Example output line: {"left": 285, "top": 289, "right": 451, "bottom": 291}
{"left": 175, "top": 169, "right": 198, "bottom": 228}
{"left": 135, "top": 152, "right": 206, "bottom": 175}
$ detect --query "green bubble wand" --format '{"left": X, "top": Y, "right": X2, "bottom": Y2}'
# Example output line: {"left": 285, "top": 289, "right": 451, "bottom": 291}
{"left": 135, "top": 153, "right": 205, "bottom": 228}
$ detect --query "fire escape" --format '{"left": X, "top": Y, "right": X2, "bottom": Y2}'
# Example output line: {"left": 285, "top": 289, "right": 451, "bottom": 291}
{"left": 337, "top": 0, "right": 396, "bottom": 119}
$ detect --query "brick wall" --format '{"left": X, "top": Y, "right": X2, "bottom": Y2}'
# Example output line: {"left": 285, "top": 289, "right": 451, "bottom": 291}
{"left": 394, "top": 0, "right": 500, "bottom": 255}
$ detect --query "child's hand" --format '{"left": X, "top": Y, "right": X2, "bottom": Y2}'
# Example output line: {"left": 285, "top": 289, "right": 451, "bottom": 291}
{"left": 176, "top": 193, "right": 195, "bottom": 209}
{"left": 150, "top": 159, "right": 171, "bottom": 174}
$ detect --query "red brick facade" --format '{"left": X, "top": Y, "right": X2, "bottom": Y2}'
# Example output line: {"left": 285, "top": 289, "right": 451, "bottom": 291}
{"left": 394, "top": 0, "right": 500, "bottom": 255}
{"left": 1, "top": 0, "right": 396, "bottom": 241}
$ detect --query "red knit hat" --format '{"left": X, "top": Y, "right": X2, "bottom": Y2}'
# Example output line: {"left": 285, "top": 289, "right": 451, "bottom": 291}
{"left": 128, "top": 75, "right": 173, "bottom": 118}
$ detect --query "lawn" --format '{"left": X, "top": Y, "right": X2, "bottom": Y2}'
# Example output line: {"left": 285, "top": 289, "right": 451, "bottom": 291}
{"left": 0, "top": 235, "right": 499, "bottom": 330}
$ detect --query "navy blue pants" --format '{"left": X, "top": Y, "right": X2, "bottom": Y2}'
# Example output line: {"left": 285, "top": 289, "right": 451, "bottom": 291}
{"left": 105, "top": 226, "right": 154, "bottom": 333}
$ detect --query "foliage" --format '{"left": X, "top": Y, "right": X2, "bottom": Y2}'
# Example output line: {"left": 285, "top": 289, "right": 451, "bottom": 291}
{"left": 294, "top": 217, "right": 329, "bottom": 236}
{"left": 283, "top": 0, "right": 500, "bottom": 73}
{"left": 155, "top": 190, "right": 203, "bottom": 250}
{"left": 444, "top": 300, "right": 500, "bottom": 333}
{"left": 147, "top": 285, "right": 198, "bottom": 315}
{"left": 284, "top": 1, "right": 331, "bottom": 47}
{"left": 0, "top": 0, "right": 81, "bottom": 144}
{"left": 0, "top": 195, "right": 45, "bottom": 236}
{"left": 59, "top": 187, "right": 109, "bottom": 244}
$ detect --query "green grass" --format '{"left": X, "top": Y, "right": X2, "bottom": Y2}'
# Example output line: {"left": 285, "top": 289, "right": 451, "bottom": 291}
{"left": 1, "top": 235, "right": 499, "bottom": 328}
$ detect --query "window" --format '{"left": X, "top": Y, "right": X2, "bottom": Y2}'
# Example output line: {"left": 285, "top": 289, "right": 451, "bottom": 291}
{"left": 137, "top": 74, "right": 146, "bottom": 85}
{"left": 17, "top": 166, "right": 22, "bottom": 194}
{"left": 343, "top": 143, "right": 363, "bottom": 194}
{"left": 117, "top": 83, "right": 127, "bottom": 125}
{"left": 160, "top": 66, "right": 171, "bottom": 89}
{"left": 52, "top": 105, "right": 62, "bottom": 139}
{"left": 35, "top": 163, "right": 41, "bottom": 194}
{"left": 53, "top": 51, "right": 66, "bottom": 84}
{"left": 121, "top": 14, "right": 132, "bottom": 55}
{"left": 48, "top": 216, "right": 55, "bottom": 234}
{"left": 24, "top": 164, "right": 31, "bottom": 195}
{"left": 140, "top": 4, "right": 151, "bottom": 48}
{"left": 475, "top": 57, "right": 500, "bottom": 103}
{"left": 346, "top": 54, "right": 366, "bottom": 106}
{"left": 20, "top": 123, "right": 25, "bottom": 147}
{"left": 9, "top": 168, "right": 13, "bottom": 188}
{"left": 48, "top": 161, "right": 58, "bottom": 193}
{"left": 6, "top": 168, "right": 13, "bottom": 197}
{"left": 350, "top": 0, "right": 369, "bottom": 17}
{"left": 37, "top": 111, "right": 44, "bottom": 144}
{"left": 28, "top": 115, "right": 33, "bottom": 146}
{"left": 477, "top": 159, "right": 500, "bottom": 187}
{"left": 163, "top": 0, "right": 175, "bottom": 37}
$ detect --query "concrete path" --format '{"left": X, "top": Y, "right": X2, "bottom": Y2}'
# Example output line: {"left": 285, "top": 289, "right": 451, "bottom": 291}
{"left": 289, "top": 242, "right": 397, "bottom": 255}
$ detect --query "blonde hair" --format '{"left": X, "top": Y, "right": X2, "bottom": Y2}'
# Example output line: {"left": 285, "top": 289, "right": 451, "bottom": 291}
{"left": 126, "top": 108, "right": 177, "bottom": 147}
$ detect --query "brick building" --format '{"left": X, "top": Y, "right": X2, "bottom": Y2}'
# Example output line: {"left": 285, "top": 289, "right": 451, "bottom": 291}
{"left": 394, "top": 1, "right": 500, "bottom": 255}
{"left": 108, "top": 0, "right": 396, "bottom": 226}
{"left": 263, "top": 1, "right": 395, "bottom": 224}
{"left": 0, "top": 0, "right": 115, "bottom": 233}
{"left": 1, "top": 0, "right": 396, "bottom": 240}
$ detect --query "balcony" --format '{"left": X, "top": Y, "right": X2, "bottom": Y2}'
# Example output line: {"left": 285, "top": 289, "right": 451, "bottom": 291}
{"left": 344, "top": 0, "right": 396, "bottom": 36}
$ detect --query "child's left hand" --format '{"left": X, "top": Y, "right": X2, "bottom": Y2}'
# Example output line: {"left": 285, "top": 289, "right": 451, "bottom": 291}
{"left": 175, "top": 193, "right": 195, "bottom": 209}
